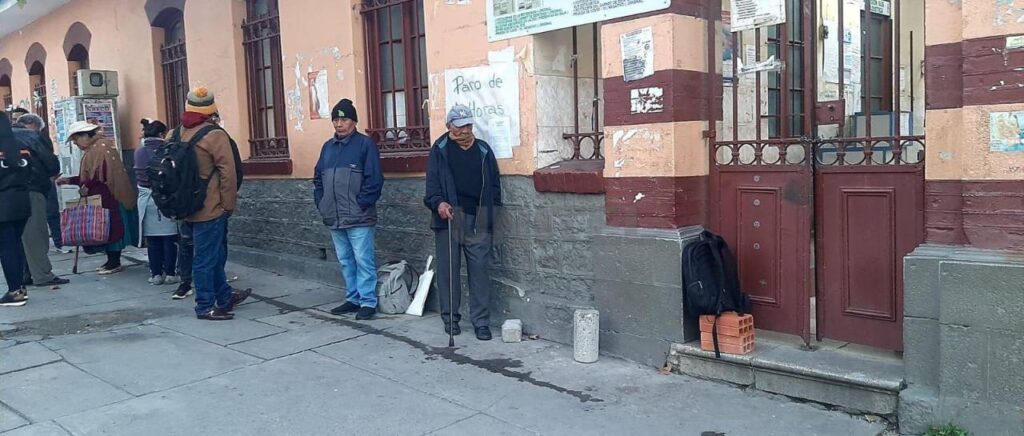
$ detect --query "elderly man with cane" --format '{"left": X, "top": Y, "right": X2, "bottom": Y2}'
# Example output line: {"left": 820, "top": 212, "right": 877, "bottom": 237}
{"left": 424, "top": 104, "right": 503, "bottom": 343}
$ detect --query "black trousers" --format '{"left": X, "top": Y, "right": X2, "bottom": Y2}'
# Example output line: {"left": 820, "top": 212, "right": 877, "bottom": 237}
{"left": 434, "top": 213, "right": 493, "bottom": 328}
{"left": 147, "top": 235, "right": 179, "bottom": 276}
{"left": 0, "top": 219, "right": 28, "bottom": 293}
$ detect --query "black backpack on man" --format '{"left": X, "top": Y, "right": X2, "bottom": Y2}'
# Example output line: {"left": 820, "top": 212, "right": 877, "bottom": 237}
{"left": 148, "top": 125, "right": 245, "bottom": 220}
{"left": 682, "top": 230, "right": 752, "bottom": 358}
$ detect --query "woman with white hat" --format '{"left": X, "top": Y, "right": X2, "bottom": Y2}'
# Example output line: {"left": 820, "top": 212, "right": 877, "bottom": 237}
{"left": 56, "top": 121, "right": 138, "bottom": 275}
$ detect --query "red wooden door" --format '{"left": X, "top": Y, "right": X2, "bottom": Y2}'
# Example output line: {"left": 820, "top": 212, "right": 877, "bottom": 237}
{"left": 712, "top": 163, "right": 812, "bottom": 343}
{"left": 815, "top": 165, "right": 923, "bottom": 351}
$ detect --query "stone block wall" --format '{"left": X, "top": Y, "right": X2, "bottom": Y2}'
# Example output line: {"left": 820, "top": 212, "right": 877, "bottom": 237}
{"left": 901, "top": 245, "right": 1024, "bottom": 435}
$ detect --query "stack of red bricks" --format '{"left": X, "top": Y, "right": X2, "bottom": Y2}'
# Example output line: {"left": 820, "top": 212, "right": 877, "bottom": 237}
{"left": 699, "top": 312, "right": 754, "bottom": 355}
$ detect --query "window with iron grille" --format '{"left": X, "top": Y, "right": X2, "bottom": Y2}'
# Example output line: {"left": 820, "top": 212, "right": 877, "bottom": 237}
{"left": 67, "top": 44, "right": 89, "bottom": 96}
{"left": 242, "top": 0, "right": 289, "bottom": 161}
{"left": 158, "top": 9, "right": 188, "bottom": 128}
{"left": 361, "top": 0, "right": 430, "bottom": 170}
{"left": 764, "top": 0, "right": 807, "bottom": 139}
{"left": 29, "top": 61, "right": 48, "bottom": 127}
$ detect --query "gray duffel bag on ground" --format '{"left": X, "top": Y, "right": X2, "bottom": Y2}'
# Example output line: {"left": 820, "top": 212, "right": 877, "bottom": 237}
{"left": 376, "top": 260, "right": 419, "bottom": 314}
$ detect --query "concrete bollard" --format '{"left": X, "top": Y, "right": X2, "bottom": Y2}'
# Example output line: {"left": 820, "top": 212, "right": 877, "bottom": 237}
{"left": 573, "top": 309, "right": 600, "bottom": 363}
{"left": 502, "top": 319, "right": 523, "bottom": 343}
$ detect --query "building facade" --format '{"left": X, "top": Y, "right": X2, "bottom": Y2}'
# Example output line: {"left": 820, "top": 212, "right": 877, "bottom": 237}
{"left": 2, "top": 0, "right": 1022, "bottom": 433}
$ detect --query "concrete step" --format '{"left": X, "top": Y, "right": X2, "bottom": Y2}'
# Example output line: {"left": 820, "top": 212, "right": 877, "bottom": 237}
{"left": 669, "top": 331, "right": 905, "bottom": 416}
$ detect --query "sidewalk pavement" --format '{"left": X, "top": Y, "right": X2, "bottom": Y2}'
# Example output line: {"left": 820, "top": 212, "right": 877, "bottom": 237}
{"left": 0, "top": 248, "right": 889, "bottom": 436}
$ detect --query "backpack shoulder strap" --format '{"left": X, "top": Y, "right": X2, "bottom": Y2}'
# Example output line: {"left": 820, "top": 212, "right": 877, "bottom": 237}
{"left": 186, "top": 125, "right": 220, "bottom": 147}
{"left": 170, "top": 127, "right": 182, "bottom": 143}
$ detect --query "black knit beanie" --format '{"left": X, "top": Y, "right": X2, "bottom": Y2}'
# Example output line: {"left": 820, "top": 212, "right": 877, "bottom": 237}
{"left": 331, "top": 98, "right": 358, "bottom": 122}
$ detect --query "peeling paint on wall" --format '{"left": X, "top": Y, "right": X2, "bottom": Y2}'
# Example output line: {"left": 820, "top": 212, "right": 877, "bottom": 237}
{"left": 287, "top": 58, "right": 306, "bottom": 132}
{"left": 994, "top": 0, "right": 1024, "bottom": 26}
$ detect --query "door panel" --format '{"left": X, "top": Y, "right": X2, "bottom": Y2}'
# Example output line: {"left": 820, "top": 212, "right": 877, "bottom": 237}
{"left": 714, "top": 167, "right": 812, "bottom": 342}
{"left": 815, "top": 166, "right": 923, "bottom": 351}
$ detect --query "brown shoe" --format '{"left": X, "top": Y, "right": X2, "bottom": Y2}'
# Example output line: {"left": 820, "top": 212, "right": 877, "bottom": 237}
{"left": 196, "top": 307, "right": 234, "bottom": 321}
{"left": 223, "top": 288, "right": 253, "bottom": 312}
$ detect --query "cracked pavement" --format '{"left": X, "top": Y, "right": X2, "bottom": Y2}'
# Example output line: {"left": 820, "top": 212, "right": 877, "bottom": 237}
{"left": 0, "top": 249, "right": 888, "bottom": 435}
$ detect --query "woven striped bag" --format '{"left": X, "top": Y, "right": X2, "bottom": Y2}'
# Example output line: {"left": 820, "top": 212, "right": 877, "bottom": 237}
{"left": 61, "top": 200, "right": 110, "bottom": 247}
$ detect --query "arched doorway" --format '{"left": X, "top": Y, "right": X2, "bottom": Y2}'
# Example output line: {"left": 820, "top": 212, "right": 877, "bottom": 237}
{"left": 152, "top": 6, "right": 188, "bottom": 127}
{"left": 63, "top": 22, "right": 92, "bottom": 96}
{"left": 25, "top": 42, "right": 48, "bottom": 126}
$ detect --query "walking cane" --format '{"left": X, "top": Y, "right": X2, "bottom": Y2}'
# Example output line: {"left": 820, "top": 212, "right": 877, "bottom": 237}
{"left": 447, "top": 214, "right": 455, "bottom": 348}
{"left": 72, "top": 246, "right": 80, "bottom": 274}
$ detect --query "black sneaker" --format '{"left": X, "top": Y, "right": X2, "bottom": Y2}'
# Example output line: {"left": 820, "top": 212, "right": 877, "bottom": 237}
{"left": 475, "top": 326, "right": 492, "bottom": 341}
{"left": 444, "top": 322, "right": 462, "bottom": 336}
{"left": 197, "top": 307, "right": 234, "bottom": 321}
{"left": 330, "top": 301, "right": 360, "bottom": 315}
{"left": 355, "top": 306, "right": 376, "bottom": 320}
{"left": 0, "top": 290, "right": 27, "bottom": 307}
{"left": 35, "top": 277, "right": 70, "bottom": 287}
{"left": 172, "top": 283, "right": 193, "bottom": 300}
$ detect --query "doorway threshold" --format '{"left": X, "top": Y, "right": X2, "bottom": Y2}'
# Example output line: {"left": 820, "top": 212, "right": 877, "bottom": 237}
{"left": 669, "top": 330, "right": 904, "bottom": 416}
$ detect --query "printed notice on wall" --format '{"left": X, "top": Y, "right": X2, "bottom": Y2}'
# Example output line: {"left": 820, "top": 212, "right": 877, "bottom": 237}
{"left": 621, "top": 27, "right": 654, "bottom": 82}
{"left": 990, "top": 112, "right": 1024, "bottom": 152}
{"left": 444, "top": 63, "right": 520, "bottom": 159}
{"left": 308, "top": 70, "right": 330, "bottom": 120}
{"left": 730, "top": 0, "right": 786, "bottom": 32}
{"left": 486, "top": 0, "right": 670, "bottom": 41}
{"left": 82, "top": 99, "right": 119, "bottom": 150}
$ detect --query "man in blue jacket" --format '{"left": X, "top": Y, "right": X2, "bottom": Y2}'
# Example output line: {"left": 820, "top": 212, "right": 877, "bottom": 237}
{"left": 314, "top": 99, "right": 384, "bottom": 320}
{"left": 424, "top": 104, "right": 502, "bottom": 341}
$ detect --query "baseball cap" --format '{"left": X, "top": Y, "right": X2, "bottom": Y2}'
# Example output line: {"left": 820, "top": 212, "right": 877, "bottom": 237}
{"left": 446, "top": 104, "right": 474, "bottom": 127}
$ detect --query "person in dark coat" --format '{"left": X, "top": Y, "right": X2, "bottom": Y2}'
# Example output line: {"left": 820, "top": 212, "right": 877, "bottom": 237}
{"left": 13, "top": 114, "right": 68, "bottom": 287}
{"left": 0, "top": 113, "right": 32, "bottom": 306}
{"left": 423, "top": 104, "right": 503, "bottom": 341}
{"left": 314, "top": 98, "right": 384, "bottom": 321}
{"left": 13, "top": 114, "right": 65, "bottom": 252}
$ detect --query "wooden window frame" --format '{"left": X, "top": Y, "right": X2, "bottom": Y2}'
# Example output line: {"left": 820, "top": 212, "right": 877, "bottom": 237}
{"left": 29, "top": 61, "right": 48, "bottom": 127}
{"left": 0, "top": 75, "right": 11, "bottom": 110}
{"left": 361, "top": 0, "right": 431, "bottom": 172}
{"left": 67, "top": 44, "right": 89, "bottom": 97}
{"left": 862, "top": 11, "right": 893, "bottom": 113}
{"left": 764, "top": 0, "right": 807, "bottom": 139}
{"left": 241, "top": 0, "right": 291, "bottom": 175}
{"left": 158, "top": 10, "right": 188, "bottom": 128}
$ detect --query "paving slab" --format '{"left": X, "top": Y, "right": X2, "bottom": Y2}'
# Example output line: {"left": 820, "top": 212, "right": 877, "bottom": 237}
{"left": 428, "top": 414, "right": 539, "bottom": 436}
{"left": 0, "top": 362, "right": 131, "bottom": 422}
{"left": 0, "top": 342, "right": 62, "bottom": 375}
{"left": 228, "top": 324, "right": 365, "bottom": 360}
{"left": 0, "top": 403, "right": 29, "bottom": 432}
{"left": 270, "top": 286, "right": 343, "bottom": 309}
{"left": 230, "top": 300, "right": 292, "bottom": 319}
{"left": 56, "top": 352, "right": 474, "bottom": 436}
{"left": 253, "top": 310, "right": 329, "bottom": 329}
{"left": 153, "top": 316, "right": 286, "bottom": 346}
{"left": 0, "top": 421, "right": 71, "bottom": 436}
{"left": 42, "top": 325, "right": 261, "bottom": 396}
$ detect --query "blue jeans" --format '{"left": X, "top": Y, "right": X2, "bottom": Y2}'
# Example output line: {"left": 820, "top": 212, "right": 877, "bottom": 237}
{"left": 330, "top": 226, "right": 378, "bottom": 308}
{"left": 193, "top": 215, "right": 231, "bottom": 315}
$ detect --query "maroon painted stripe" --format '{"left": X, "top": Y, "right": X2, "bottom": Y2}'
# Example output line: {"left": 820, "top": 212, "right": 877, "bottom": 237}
{"left": 924, "top": 42, "right": 963, "bottom": 110}
{"left": 534, "top": 159, "right": 605, "bottom": 194}
{"left": 605, "top": 175, "right": 708, "bottom": 229}
{"left": 925, "top": 180, "right": 1024, "bottom": 249}
{"left": 603, "top": 69, "right": 721, "bottom": 127}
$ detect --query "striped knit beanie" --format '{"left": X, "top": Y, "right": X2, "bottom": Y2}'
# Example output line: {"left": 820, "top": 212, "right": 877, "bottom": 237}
{"left": 186, "top": 87, "right": 218, "bottom": 115}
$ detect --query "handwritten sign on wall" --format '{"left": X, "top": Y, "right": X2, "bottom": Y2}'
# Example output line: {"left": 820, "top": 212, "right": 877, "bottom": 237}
{"left": 444, "top": 63, "right": 520, "bottom": 159}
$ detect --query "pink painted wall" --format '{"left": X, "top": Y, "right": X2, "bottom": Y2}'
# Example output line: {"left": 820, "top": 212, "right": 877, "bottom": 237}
{"left": 0, "top": 0, "right": 162, "bottom": 151}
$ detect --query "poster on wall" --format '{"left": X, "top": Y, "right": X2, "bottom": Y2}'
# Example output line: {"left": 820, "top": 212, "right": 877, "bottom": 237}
{"left": 730, "top": 0, "right": 785, "bottom": 32}
{"left": 308, "top": 70, "right": 330, "bottom": 120}
{"left": 81, "top": 99, "right": 118, "bottom": 148}
{"left": 444, "top": 63, "right": 520, "bottom": 159}
{"left": 989, "top": 112, "right": 1024, "bottom": 152}
{"left": 621, "top": 27, "right": 654, "bottom": 82}
{"left": 486, "top": 0, "right": 671, "bottom": 41}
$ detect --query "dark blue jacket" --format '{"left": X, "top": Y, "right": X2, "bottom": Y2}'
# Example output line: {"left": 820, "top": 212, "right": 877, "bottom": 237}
{"left": 423, "top": 134, "right": 502, "bottom": 231}
{"left": 314, "top": 131, "right": 384, "bottom": 229}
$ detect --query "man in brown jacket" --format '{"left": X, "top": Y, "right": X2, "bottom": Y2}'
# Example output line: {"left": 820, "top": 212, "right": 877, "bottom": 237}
{"left": 179, "top": 87, "right": 250, "bottom": 321}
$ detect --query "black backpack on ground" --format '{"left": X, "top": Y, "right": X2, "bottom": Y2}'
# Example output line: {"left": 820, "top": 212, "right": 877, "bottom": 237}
{"left": 682, "top": 230, "right": 752, "bottom": 358}
{"left": 147, "top": 126, "right": 218, "bottom": 220}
